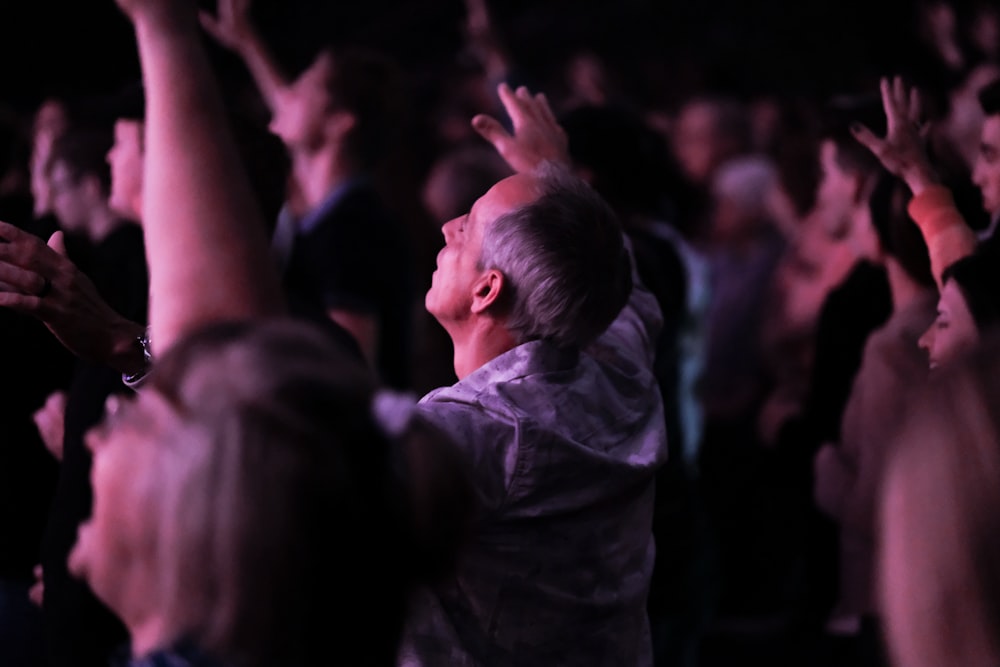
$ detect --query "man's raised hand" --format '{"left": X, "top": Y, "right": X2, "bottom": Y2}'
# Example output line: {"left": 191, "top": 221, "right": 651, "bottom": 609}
{"left": 472, "top": 83, "right": 570, "bottom": 174}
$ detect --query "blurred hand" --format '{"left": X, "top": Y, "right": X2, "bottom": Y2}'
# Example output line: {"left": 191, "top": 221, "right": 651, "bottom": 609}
{"left": 472, "top": 83, "right": 570, "bottom": 174}
{"left": 851, "top": 76, "right": 938, "bottom": 193}
{"left": 199, "top": 0, "right": 254, "bottom": 51}
{"left": 0, "top": 222, "right": 144, "bottom": 371}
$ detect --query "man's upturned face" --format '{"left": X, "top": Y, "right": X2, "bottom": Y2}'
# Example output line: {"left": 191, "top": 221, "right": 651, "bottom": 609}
{"left": 107, "top": 120, "right": 144, "bottom": 221}
{"left": 973, "top": 115, "right": 1000, "bottom": 218}
{"left": 425, "top": 174, "right": 538, "bottom": 326}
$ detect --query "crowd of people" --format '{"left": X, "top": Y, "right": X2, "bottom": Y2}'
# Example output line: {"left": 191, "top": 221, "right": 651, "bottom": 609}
{"left": 0, "top": 0, "right": 999, "bottom": 665}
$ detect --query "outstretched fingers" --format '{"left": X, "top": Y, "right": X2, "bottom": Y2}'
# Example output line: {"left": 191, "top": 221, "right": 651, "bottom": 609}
{"left": 880, "top": 77, "right": 900, "bottom": 135}
{"left": 475, "top": 82, "right": 570, "bottom": 173}
{"left": 498, "top": 83, "right": 532, "bottom": 131}
{"left": 850, "top": 122, "right": 883, "bottom": 156}
{"left": 471, "top": 113, "right": 514, "bottom": 154}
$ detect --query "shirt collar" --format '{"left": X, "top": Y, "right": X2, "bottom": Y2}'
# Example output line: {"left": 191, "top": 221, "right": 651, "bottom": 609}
{"left": 445, "top": 340, "right": 580, "bottom": 396}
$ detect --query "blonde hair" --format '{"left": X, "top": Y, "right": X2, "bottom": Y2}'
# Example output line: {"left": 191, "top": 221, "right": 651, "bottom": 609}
{"left": 140, "top": 320, "right": 472, "bottom": 666}
{"left": 880, "top": 339, "right": 1000, "bottom": 667}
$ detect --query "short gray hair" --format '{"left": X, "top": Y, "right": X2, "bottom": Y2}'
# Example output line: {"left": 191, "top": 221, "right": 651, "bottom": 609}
{"left": 478, "top": 163, "right": 631, "bottom": 348}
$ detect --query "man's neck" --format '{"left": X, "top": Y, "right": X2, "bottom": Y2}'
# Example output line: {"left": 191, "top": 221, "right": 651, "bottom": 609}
{"left": 448, "top": 318, "right": 518, "bottom": 380}
{"left": 291, "top": 148, "right": 357, "bottom": 210}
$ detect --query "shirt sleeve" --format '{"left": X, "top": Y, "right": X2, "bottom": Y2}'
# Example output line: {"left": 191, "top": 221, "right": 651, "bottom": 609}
{"left": 907, "top": 185, "right": 977, "bottom": 289}
{"left": 415, "top": 398, "right": 519, "bottom": 513}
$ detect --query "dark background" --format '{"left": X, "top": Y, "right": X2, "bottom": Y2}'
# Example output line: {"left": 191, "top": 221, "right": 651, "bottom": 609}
{"left": 0, "top": 0, "right": 956, "bottom": 111}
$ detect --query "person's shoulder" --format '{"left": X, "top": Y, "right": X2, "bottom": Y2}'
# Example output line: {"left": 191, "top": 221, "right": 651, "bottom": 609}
{"left": 418, "top": 378, "right": 520, "bottom": 437}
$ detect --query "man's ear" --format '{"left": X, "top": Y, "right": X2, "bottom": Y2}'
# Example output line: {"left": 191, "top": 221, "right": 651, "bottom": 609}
{"left": 471, "top": 269, "right": 504, "bottom": 314}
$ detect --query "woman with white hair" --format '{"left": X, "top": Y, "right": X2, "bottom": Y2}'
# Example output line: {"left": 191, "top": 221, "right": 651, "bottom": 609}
{"left": 68, "top": 319, "right": 472, "bottom": 666}
{"left": 880, "top": 338, "right": 1000, "bottom": 667}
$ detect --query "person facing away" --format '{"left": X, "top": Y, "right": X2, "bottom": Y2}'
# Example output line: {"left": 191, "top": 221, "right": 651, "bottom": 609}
{"left": 200, "top": 2, "right": 415, "bottom": 388}
{"left": 880, "top": 335, "right": 1000, "bottom": 667}
{"left": 399, "top": 85, "right": 668, "bottom": 666}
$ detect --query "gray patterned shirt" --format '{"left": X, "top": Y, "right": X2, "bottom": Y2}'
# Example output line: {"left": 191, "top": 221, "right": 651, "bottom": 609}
{"left": 402, "top": 278, "right": 668, "bottom": 666}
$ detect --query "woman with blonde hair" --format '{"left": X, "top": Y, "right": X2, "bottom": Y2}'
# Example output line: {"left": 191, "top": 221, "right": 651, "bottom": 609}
{"left": 68, "top": 320, "right": 472, "bottom": 666}
{"left": 879, "top": 338, "right": 1000, "bottom": 667}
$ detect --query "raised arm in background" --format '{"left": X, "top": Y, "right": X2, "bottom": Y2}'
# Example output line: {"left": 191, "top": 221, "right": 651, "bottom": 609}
{"left": 853, "top": 76, "right": 976, "bottom": 287}
{"left": 199, "top": 0, "right": 290, "bottom": 112}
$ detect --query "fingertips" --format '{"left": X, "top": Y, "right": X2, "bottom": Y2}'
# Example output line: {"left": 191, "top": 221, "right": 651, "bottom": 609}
{"left": 471, "top": 114, "right": 510, "bottom": 146}
{"left": 850, "top": 123, "right": 878, "bottom": 150}
{"left": 471, "top": 114, "right": 496, "bottom": 133}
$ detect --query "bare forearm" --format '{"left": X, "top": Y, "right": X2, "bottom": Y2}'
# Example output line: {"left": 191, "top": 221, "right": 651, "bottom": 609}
{"left": 132, "top": 10, "right": 282, "bottom": 355}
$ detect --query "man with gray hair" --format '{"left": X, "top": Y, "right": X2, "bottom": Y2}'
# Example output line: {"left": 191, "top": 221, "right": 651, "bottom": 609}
{"left": 402, "top": 84, "right": 667, "bottom": 666}
{"left": 0, "top": 14, "right": 666, "bottom": 659}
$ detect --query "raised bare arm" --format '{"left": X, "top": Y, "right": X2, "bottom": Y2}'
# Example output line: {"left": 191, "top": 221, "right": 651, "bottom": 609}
{"left": 117, "top": 0, "right": 283, "bottom": 354}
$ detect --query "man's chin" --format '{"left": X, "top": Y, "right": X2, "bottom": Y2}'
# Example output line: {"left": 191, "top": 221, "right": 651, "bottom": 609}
{"left": 66, "top": 522, "right": 93, "bottom": 581}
